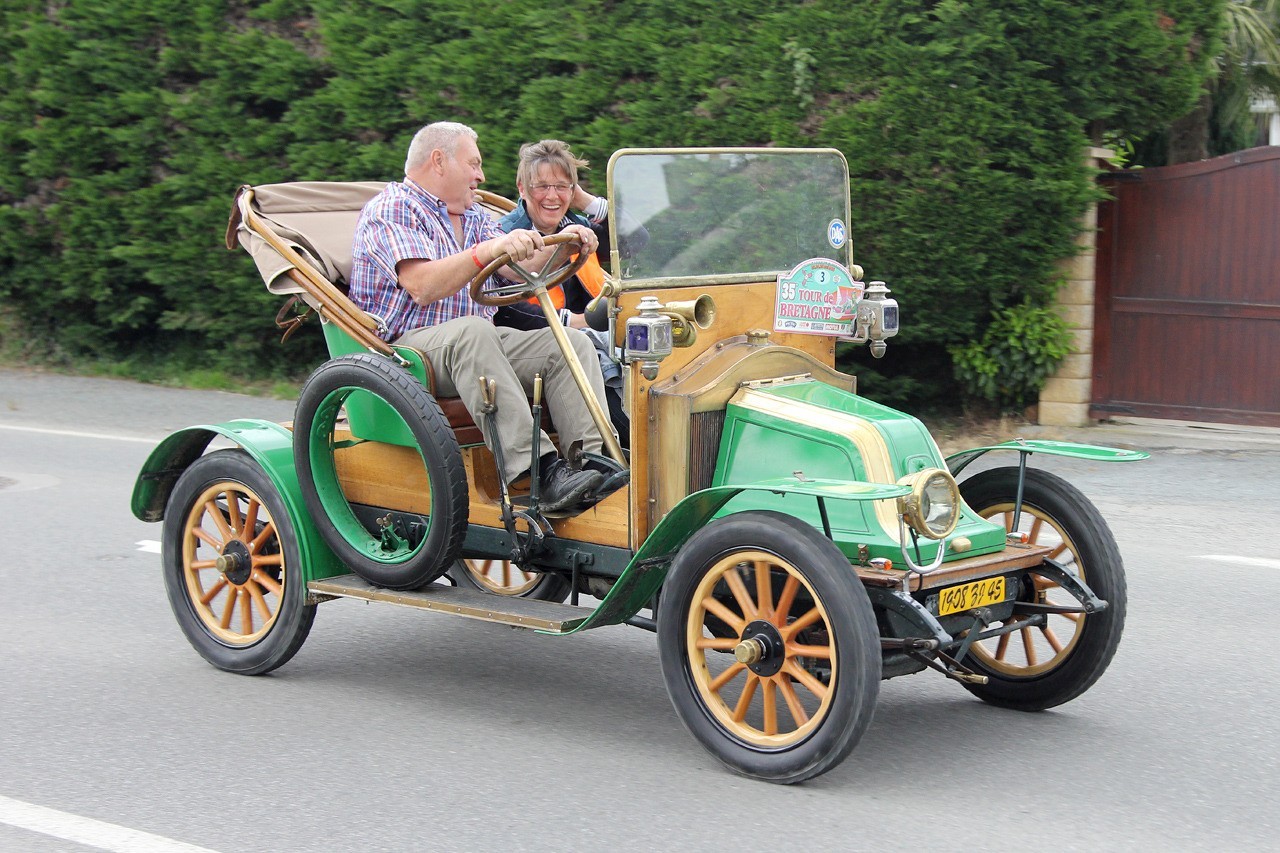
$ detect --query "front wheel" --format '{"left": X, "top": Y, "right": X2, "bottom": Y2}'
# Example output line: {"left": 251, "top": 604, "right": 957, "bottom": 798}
{"left": 162, "top": 450, "right": 316, "bottom": 675}
{"left": 657, "top": 511, "right": 880, "bottom": 784}
{"left": 958, "top": 466, "right": 1127, "bottom": 710}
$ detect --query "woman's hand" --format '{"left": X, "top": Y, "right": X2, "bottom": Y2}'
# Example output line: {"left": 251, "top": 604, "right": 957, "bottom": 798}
{"left": 571, "top": 184, "right": 595, "bottom": 212}
{"left": 558, "top": 223, "right": 598, "bottom": 255}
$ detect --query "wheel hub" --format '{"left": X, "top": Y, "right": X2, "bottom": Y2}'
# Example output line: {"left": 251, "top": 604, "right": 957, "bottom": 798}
{"left": 216, "top": 540, "right": 253, "bottom": 586}
{"left": 734, "top": 619, "right": 785, "bottom": 677}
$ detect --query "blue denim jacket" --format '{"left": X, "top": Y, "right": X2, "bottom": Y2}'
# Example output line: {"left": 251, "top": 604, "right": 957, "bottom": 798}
{"left": 497, "top": 200, "right": 592, "bottom": 235}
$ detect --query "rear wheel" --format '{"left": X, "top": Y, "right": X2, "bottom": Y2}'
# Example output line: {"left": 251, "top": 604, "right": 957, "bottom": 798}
{"left": 162, "top": 450, "right": 316, "bottom": 675}
{"left": 958, "top": 466, "right": 1126, "bottom": 710}
{"left": 293, "top": 354, "right": 468, "bottom": 590}
{"left": 450, "top": 559, "right": 571, "bottom": 601}
{"left": 657, "top": 511, "right": 880, "bottom": 784}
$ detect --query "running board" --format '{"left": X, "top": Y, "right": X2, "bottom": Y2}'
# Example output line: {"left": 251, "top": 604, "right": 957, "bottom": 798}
{"left": 307, "top": 573, "right": 594, "bottom": 633}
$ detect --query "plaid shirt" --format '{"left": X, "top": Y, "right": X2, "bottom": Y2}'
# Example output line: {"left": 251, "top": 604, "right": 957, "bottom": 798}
{"left": 350, "top": 178, "right": 502, "bottom": 340}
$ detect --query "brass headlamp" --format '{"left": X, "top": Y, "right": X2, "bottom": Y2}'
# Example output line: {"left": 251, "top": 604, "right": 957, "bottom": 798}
{"left": 896, "top": 468, "right": 961, "bottom": 540}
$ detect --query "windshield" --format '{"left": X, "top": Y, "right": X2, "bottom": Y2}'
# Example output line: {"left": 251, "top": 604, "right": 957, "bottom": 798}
{"left": 607, "top": 149, "right": 851, "bottom": 284}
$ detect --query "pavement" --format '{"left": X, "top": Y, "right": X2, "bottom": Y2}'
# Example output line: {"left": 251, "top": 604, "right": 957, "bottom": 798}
{"left": 0, "top": 368, "right": 298, "bottom": 441}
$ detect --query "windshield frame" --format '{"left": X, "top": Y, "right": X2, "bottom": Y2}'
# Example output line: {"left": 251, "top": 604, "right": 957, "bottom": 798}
{"left": 605, "top": 147, "right": 853, "bottom": 291}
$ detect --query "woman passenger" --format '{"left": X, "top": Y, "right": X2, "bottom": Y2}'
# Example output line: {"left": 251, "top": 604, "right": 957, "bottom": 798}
{"left": 496, "top": 140, "right": 646, "bottom": 446}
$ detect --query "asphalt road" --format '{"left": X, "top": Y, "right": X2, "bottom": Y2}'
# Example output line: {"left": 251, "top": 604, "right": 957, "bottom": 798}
{"left": 2, "top": 367, "right": 1278, "bottom": 852}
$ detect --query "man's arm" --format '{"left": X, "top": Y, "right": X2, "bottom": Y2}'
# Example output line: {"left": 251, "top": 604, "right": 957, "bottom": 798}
{"left": 396, "top": 229, "right": 549, "bottom": 305}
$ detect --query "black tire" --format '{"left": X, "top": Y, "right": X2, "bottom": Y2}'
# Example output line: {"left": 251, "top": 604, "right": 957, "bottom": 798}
{"left": 657, "top": 511, "right": 881, "bottom": 784}
{"left": 293, "top": 354, "right": 468, "bottom": 590}
{"left": 449, "top": 559, "right": 572, "bottom": 602}
{"left": 162, "top": 450, "right": 316, "bottom": 675}
{"left": 958, "top": 466, "right": 1127, "bottom": 710}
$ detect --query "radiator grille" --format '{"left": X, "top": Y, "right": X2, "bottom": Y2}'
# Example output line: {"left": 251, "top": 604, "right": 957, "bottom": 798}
{"left": 688, "top": 410, "right": 726, "bottom": 493}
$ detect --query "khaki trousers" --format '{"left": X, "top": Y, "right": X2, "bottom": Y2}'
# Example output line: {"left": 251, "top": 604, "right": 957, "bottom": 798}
{"left": 395, "top": 316, "right": 613, "bottom": 483}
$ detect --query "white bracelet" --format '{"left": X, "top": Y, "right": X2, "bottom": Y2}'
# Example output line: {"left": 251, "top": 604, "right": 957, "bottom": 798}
{"left": 558, "top": 308, "right": 573, "bottom": 326}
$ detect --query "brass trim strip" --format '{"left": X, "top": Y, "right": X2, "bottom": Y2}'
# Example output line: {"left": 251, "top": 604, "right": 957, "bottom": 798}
{"left": 856, "top": 544, "right": 1053, "bottom": 591}
{"left": 730, "top": 388, "right": 904, "bottom": 541}
{"left": 612, "top": 273, "right": 779, "bottom": 292}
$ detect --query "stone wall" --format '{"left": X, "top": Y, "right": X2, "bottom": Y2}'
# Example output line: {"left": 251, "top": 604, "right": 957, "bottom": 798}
{"left": 1037, "top": 147, "right": 1114, "bottom": 427}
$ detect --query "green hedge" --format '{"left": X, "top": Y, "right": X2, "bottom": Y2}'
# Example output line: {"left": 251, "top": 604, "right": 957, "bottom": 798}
{"left": 0, "top": 0, "right": 1223, "bottom": 406}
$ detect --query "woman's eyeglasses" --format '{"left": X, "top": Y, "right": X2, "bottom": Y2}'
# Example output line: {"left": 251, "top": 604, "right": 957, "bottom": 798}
{"left": 529, "top": 182, "right": 574, "bottom": 196}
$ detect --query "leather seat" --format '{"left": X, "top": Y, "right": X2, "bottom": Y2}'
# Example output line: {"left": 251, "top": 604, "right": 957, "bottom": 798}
{"left": 436, "top": 393, "right": 554, "bottom": 448}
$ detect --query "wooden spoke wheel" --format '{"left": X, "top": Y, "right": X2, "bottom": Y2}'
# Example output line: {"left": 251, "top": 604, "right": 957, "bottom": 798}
{"left": 451, "top": 559, "right": 571, "bottom": 602}
{"left": 686, "top": 550, "right": 836, "bottom": 748}
{"left": 970, "top": 506, "right": 1085, "bottom": 677}
{"left": 658, "top": 511, "right": 880, "bottom": 784}
{"left": 162, "top": 450, "right": 315, "bottom": 675}
{"left": 958, "top": 466, "right": 1127, "bottom": 710}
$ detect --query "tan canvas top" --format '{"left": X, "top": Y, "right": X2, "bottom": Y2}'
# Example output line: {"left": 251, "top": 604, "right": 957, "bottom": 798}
{"left": 230, "top": 181, "right": 516, "bottom": 294}
{"left": 230, "top": 181, "right": 387, "bottom": 296}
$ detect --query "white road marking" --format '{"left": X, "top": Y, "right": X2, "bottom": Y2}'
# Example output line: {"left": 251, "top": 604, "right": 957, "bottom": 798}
{"left": 137, "top": 540, "right": 162, "bottom": 554}
{"left": 0, "top": 794, "right": 219, "bottom": 852}
{"left": 1197, "top": 555, "right": 1280, "bottom": 570}
{"left": 0, "top": 422, "right": 161, "bottom": 444}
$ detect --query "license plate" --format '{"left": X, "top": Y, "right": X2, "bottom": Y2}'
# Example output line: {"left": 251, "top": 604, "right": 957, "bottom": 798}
{"left": 937, "top": 576, "right": 1006, "bottom": 616}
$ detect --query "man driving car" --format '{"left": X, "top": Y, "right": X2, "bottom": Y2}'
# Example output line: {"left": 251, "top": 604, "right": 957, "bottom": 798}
{"left": 349, "top": 121, "right": 615, "bottom": 513}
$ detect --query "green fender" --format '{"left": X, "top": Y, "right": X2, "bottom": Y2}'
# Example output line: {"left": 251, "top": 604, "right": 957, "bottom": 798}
{"left": 130, "top": 419, "right": 346, "bottom": 584}
{"left": 555, "top": 477, "right": 911, "bottom": 634}
{"left": 946, "top": 438, "right": 1149, "bottom": 477}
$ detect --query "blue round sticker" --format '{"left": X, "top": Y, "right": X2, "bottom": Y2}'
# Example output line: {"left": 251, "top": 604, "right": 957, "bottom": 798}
{"left": 827, "top": 218, "right": 848, "bottom": 249}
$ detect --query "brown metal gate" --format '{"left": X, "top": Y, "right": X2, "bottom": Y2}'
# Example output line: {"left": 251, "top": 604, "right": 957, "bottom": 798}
{"left": 1092, "top": 147, "right": 1280, "bottom": 427}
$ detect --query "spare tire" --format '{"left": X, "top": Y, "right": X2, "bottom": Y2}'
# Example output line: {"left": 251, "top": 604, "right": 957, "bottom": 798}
{"left": 293, "top": 353, "right": 468, "bottom": 589}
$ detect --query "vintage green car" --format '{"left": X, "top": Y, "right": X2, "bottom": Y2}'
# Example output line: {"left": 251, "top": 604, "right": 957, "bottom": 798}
{"left": 131, "top": 148, "right": 1146, "bottom": 784}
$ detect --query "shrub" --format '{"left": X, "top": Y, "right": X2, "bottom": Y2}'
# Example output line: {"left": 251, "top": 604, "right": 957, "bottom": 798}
{"left": 951, "top": 299, "right": 1072, "bottom": 412}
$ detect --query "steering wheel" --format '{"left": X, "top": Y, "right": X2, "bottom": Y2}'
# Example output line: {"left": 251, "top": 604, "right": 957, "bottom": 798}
{"left": 466, "top": 229, "right": 626, "bottom": 467}
{"left": 469, "top": 233, "right": 590, "bottom": 308}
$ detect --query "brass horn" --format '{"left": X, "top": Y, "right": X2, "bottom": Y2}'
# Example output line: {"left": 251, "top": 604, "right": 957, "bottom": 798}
{"left": 660, "top": 294, "right": 716, "bottom": 347}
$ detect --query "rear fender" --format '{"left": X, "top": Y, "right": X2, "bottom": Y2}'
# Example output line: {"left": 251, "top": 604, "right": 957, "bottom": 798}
{"left": 558, "top": 477, "right": 910, "bottom": 634}
{"left": 130, "top": 420, "right": 344, "bottom": 583}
